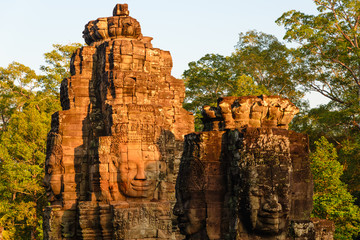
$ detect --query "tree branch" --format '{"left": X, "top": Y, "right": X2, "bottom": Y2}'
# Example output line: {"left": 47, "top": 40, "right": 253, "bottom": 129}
{"left": 309, "top": 82, "right": 346, "bottom": 104}
{"left": 330, "top": 57, "right": 360, "bottom": 87}
{"left": 330, "top": 2, "right": 357, "bottom": 48}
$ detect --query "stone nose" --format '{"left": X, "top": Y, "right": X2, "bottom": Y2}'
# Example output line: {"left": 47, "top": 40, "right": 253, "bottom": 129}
{"left": 262, "top": 195, "right": 282, "bottom": 213}
{"left": 134, "top": 163, "right": 146, "bottom": 180}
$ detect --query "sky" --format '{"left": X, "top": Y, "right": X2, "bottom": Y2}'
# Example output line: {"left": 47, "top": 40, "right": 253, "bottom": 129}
{"left": 0, "top": 0, "right": 328, "bottom": 107}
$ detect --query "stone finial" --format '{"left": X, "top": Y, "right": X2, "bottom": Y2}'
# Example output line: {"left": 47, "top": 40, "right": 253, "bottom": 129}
{"left": 82, "top": 3, "right": 142, "bottom": 45}
{"left": 113, "top": 3, "right": 129, "bottom": 16}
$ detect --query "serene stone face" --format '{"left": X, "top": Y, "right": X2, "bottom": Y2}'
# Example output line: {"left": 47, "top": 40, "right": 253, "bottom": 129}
{"left": 118, "top": 142, "right": 160, "bottom": 198}
{"left": 45, "top": 155, "right": 62, "bottom": 197}
{"left": 171, "top": 96, "right": 325, "bottom": 240}
{"left": 44, "top": 130, "right": 63, "bottom": 205}
{"left": 109, "top": 108, "right": 164, "bottom": 199}
{"left": 174, "top": 137, "right": 207, "bottom": 238}
{"left": 233, "top": 131, "right": 292, "bottom": 236}
{"left": 245, "top": 163, "right": 291, "bottom": 234}
{"left": 174, "top": 190, "right": 207, "bottom": 236}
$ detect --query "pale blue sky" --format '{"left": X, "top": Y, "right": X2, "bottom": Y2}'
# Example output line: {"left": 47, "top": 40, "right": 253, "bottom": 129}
{"left": 0, "top": 0, "right": 327, "bottom": 106}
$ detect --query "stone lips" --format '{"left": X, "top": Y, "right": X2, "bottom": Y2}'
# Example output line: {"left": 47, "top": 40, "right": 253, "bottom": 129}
{"left": 44, "top": 3, "right": 193, "bottom": 240}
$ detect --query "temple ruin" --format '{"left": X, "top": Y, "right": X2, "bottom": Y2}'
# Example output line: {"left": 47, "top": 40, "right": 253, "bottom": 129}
{"left": 44, "top": 3, "right": 334, "bottom": 240}
{"left": 43, "top": 3, "right": 194, "bottom": 239}
{"left": 175, "top": 96, "right": 334, "bottom": 240}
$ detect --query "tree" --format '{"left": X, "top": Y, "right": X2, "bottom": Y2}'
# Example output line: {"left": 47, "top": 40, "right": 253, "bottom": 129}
{"left": 183, "top": 53, "right": 234, "bottom": 114}
{"left": 183, "top": 54, "right": 269, "bottom": 131}
{"left": 0, "top": 62, "right": 38, "bottom": 132}
{"left": 40, "top": 43, "right": 82, "bottom": 96}
{"left": 310, "top": 137, "right": 360, "bottom": 240}
{"left": 231, "top": 74, "right": 269, "bottom": 97}
{"left": 0, "top": 105, "right": 51, "bottom": 240}
{"left": 277, "top": 0, "right": 360, "bottom": 207}
{"left": 0, "top": 62, "right": 57, "bottom": 240}
{"left": 277, "top": 0, "right": 360, "bottom": 127}
{"left": 0, "top": 43, "right": 80, "bottom": 239}
{"left": 290, "top": 103, "right": 353, "bottom": 149}
{"left": 230, "top": 30, "right": 303, "bottom": 104}
{"left": 289, "top": 101, "right": 360, "bottom": 207}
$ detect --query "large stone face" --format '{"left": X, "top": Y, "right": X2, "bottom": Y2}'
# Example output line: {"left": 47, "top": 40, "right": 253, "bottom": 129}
{"left": 43, "top": 4, "right": 194, "bottom": 239}
{"left": 225, "top": 127, "right": 314, "bottom": 239}
{"left": 174, "top": 96, "right": 333, "bottom": 240}
{"left": 174, "top": 131, "right": 227, "bottom": 240}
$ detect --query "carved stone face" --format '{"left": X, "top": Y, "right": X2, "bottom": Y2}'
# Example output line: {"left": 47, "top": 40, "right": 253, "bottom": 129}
{"left": 118, "top": 143, "right": 160, "bottom": 198}
{"left": 44, "top": 134, "right": 63, "bottom": 204}
{"left": 245, "top": 163, "right": 291, "bottom": 235}
{"left": 174, "top": 154, "right": 207, "bottom": 237}
{"left": 226, "top": 130, "right": 293, "bottom": 237}
{"left": 174, "top": 190, "right": 207, "bottom": 236}
{"left": 44, "top": 155, "right": 62, "bottom": 198}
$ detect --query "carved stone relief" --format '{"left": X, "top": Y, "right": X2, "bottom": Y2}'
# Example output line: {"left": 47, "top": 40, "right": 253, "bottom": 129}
{"left": 175, "top": 96, "right": 334, "bottom": 240}
{"left": 43, "top": 3, "right": 334, "bottom": 240}
{"left": 43, "top": 3, "right": 193, "bottom": 239}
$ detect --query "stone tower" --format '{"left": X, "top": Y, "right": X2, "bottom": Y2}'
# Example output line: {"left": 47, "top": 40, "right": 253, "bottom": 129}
{"left": 43, "top": 4, "right": 194, "bottom": 239}
{"left": 174, "top": 96, "right": 333, "bottom": 240}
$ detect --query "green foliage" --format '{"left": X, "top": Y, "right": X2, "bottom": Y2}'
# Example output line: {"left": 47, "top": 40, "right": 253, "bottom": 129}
{"left": 0, "top": 62, "right": 39, "bottom": 132}
{"left": 183, "top": 53, "right": 235, "bottom": 131}
{"left": 310, "top": 137, "right": 360, "bottom": 240}
{"left": 183, "top": 53, "right": 233, "bottom": 113}
{"left": 0, "top": 108, "right": 49, "bottom": 240}
{"left": 290, "top": 103, "right": 353, "bottom": 148}
{"left": 0, "top": 43, "right": 80, "bottom": 239}
{"left": 231, "top": 74, "right": 269, "bottom": 97}
{"left": 338, "top": 133, "right": 360, "bottom": 207}
{"left": 277, "top": 0, "right": 360, "bottom": 123}
{"left": 278, "top": 0, "right": 360, "bottom": 214}
{"left": 230, "top": 30, "right": 303, "bottom": 103}
{"left": 40, "top": 43, "right": 82, "bottom": 96}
